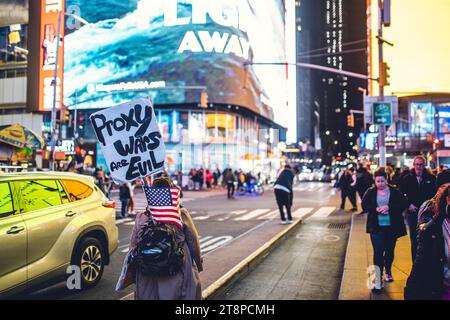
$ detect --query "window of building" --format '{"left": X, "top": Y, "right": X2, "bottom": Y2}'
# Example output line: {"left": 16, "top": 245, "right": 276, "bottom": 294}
{"left": 61, "top": 180, "right": 93, "bottom": 202}
{"left": 0, "top": 182, "right": 14, "bottom": 218}
{"left": 18, "top": 180, "right": 63, "bottom": 213}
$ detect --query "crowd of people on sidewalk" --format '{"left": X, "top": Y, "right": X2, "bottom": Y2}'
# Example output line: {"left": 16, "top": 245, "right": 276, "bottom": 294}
{"left": 339, "top": 155, "right": 450, "bottom": 300}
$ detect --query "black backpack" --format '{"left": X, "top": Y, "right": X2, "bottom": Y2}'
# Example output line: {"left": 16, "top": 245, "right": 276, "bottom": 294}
{"left": 132, "top": 212, "right": 184, "bottom": 276}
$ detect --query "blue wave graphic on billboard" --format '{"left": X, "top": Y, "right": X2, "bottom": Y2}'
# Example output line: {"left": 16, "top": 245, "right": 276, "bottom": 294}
{"left": 64, "top": 0, "right": 286, "bottom": 120}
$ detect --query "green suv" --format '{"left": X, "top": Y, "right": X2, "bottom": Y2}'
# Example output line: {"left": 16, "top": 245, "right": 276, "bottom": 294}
{"left": 0, "top": 172, "right": 118, "bottom": 297}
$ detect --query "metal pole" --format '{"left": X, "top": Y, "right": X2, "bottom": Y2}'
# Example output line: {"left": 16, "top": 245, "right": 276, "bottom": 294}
{"left": 378, "top": 0, "right": 386, "bottom": 167}
{"left": 49, "top": 10, "right": 62, "bottom": 170}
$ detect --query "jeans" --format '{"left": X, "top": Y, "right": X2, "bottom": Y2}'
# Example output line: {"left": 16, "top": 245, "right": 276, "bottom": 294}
{"left": 120, "top": 198, "right": 129, "bottom": 218}
{"left": 370, "top": 232, "right": 397, "bottom": 279}
{"left": 275, "top": 189, "right": 292, "bottom": 221}
{"left": 406, "top": 211, "right": 418, "bottom": 262}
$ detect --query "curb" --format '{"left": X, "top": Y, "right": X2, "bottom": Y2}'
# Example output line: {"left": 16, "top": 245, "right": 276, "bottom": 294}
{"left": 202, "top": 219, "right": 302, "bottom": 300}
{"left": 338, "top": 212, "right": 357, "bottom": 299}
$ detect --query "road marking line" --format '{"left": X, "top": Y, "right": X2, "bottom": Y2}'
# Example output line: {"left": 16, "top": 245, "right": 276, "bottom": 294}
{"left": 193, "top": 215, "right": 209, "bottom": 220}
{"left": 234, "top": 209, "right": 270, "bottom": 221}
{"left": 199, "top": 236, "right": 213, "bottom": 243}
{"left": 310, "top": 206, "right": 336, "bottom": 219}
{"left": 201, "top": 236, "right": 233, "bottom": 253}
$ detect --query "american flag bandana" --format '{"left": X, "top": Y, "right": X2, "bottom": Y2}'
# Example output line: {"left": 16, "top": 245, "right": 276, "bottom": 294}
{"left": 143, "top": 186, "right": 182, "bottom": 229}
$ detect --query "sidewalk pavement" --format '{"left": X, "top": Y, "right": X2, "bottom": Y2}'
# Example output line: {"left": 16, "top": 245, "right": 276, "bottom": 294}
{"left": 121, "top": 216, "right": 302, "bottom": 300}
{"left": 339, "top": 213, "right": 412, "bottom": 300}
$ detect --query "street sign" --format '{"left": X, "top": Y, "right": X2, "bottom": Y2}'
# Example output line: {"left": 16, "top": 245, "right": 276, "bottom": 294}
{"left": 90, "top": 98, "right": 166, "bottom": 184}
{"left": 364, "top": 95, "right": 398, "bottom": 125}
{"left": 373, "top": 102, "right": 392, "bottom": 125}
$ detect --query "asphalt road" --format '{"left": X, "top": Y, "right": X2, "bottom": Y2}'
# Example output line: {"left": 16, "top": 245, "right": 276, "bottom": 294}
{"left": 20, "top": 181, "right": 352, "bottom": 300}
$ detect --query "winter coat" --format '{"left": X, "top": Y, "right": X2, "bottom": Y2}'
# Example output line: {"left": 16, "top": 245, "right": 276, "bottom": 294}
{"left": 128, "top": 208, "right": 203, "bottom": 300}
{"left": 404, "top": 200, "right": 446, "bottom": 300}
{"left": 362, "top": 186, "right": 408, "bottom": 238}
{"left": 274, "top": 169, "right": 295, "bottom": 193}
{"left": 400, "top": 171, "right": 437, "bottom": 209}
{"left": 356, "top": 169, "right": 373, "bottom": 194}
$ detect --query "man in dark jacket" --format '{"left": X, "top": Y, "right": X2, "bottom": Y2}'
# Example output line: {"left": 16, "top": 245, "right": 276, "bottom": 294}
{"left": 274, "top": 165, "right": 295, "bottom": 224}
{"left": 400, "top": 155, "right": 437, "bottom": 262}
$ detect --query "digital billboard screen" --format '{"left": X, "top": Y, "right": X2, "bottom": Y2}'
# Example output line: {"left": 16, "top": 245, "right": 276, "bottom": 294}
{"left": 409, "top": 102, "right": 434, "bottom": 136}
{"left": 63, "top": 0, "right": 286, "bottom": 121}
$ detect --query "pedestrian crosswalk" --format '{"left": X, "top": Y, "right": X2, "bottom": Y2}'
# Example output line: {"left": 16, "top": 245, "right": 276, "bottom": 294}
{"left": 115, "top": 206, "right": 338, "bottom": 225}
{"left": 190, "top": 206, "right": 337, "bottom": 222}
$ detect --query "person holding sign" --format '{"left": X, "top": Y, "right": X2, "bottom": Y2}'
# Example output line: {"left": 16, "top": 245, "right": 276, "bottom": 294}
{"left": 118, "top": 177, "right": 203, "bottom": 300}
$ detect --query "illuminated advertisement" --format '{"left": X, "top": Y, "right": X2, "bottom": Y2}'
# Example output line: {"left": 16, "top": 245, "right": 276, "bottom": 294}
{"left": 28, "top": 0, "right": 65, "bottom": 112}
{"left": 64, "top": 0, "right": 286, "bottom": 121}
{"left": 438, "top": 106, "right": 450, "bottom": 137}
{"left": 409, "top": 102, "right": 435, "bottom": 136}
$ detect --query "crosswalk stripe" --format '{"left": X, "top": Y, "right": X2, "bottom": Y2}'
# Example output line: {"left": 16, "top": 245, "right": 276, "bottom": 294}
{"left": 309, "top": 206, "right": 336, "bottom": 219}
{"left": 292, "top": 207, "right": 314, "bottom": 219}
{"left": 257, "top": 209, "right": 280, "bottom": 220}
{"left": 234, "top": 209, "right": 270, "bottom": 221}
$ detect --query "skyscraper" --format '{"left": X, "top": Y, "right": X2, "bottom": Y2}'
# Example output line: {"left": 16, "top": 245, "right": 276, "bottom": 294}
{"left": 296, "top": 0, "right": 367, "bottom": 164}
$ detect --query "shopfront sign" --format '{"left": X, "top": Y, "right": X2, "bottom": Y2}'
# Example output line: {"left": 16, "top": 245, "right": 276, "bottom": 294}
{"left": 90, "top": 98, "right": 166, "bottom": 184}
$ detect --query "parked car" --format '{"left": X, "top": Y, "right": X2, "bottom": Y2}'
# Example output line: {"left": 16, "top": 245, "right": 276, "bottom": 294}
{"left": 0, "top": 172, "right": 118, "bottom": 297}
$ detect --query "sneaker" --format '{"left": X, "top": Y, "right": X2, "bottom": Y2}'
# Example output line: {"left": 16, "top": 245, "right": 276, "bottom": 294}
{"left": 370, "top": 278, "right": 384, "bottom": 293}
{"left": 384, "top": 273, "right": 394, "bottom": 282}
{"left": 351, "top": 207, "right": 358, "bottom": 212}
{"left": 287, "top": 219, "right": 294, "bottom": 224}
{"left": 280, "top": 220, "right": 287, "bottom": 225}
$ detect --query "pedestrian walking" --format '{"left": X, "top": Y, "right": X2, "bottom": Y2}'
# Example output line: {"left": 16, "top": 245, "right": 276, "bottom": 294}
{"left": 205, "top": 169, "right": 213, "bottom": 189}
{"left": 213, "top": 168, "right": 221, "bottom": 188}
{"left": 400, "top": 155, "right": 437, "bottom": 262}
{"left": 223, "top": 168, "right": 236, "bottom": 199}
{"left": 404, "top": 183, "right": 450, "bottom": 300}
{"left": 119, "top": 183, "right": 131, "bottom": 219}
{"left": 339, "top": 169, "right": 357, "bottom": 211}
{"left": 274, "top": 164, "right": 295, "bottom": 224}
{"left": 118, "top": 177, "right": 203, "bottom": 300}
{"left": 356, "top": 164, "right": 374, "bottom": 214}
{"left": 362, "top": 167, "right": 408, "bottom": 293}
{"left": 126, "top": 182, "right": 136, "bottom": 216}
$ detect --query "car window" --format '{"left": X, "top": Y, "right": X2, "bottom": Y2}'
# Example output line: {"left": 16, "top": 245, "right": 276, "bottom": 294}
{"left": 61, "top": 179, "right": 93, "bottom": 202}
{"left": 0, "top": 182, "right": 14, "bottom": 218}
{"left": 18, "top": 180, "right": 63, "bottom": 213}
{"left": 57, "top": 180, "right": 70, "bottom": 204}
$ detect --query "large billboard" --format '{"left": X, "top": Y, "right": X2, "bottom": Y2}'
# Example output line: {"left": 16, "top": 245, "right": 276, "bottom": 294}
{"left": 27, "top": 0, "right": 65, "bottom": 112}
{"left": 63, "top": 0, "right": 286, "bottom": 121}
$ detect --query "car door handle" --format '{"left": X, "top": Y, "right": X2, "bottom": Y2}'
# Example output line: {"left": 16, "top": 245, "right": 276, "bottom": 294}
{"left": 7, "top": 226, "right": 25, "bottom": 234}
{"left": 66, "top": 211, "right": 77, "bottom": 217}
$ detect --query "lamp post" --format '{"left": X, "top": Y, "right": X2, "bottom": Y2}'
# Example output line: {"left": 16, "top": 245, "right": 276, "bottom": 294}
{"left": 49, "top": 11, "right": 90, "bottom": 170}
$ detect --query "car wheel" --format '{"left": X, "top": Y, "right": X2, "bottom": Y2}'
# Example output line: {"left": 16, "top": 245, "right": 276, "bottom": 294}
{"left": 72, "top": 237, "right": 105, "bottom": 289}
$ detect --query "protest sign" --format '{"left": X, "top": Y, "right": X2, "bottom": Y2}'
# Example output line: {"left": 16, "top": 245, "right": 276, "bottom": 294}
{"left": 90, "top": 98, "right": 165, "bottom": 184}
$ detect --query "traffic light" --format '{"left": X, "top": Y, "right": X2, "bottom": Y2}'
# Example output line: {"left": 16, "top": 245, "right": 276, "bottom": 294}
{"left": 200, "top": 91, "right": 208, "bottom": 108}
{"left": 379, "top": 62, "right": 390, "bottom": 87}
{"left": 347, "top": 114, "right": 354, "bottom": 127}
{"left": 63, "top": 108, "right": 70, "bottom": 123}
